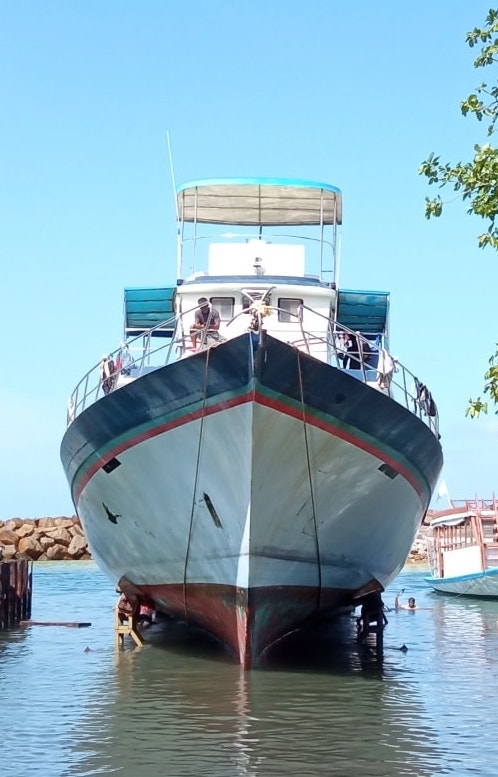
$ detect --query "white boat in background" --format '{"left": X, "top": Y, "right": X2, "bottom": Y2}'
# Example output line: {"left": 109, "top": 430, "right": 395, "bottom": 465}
{"left": 425, "top": 498, "right": 498, "bottom": 597}
{"left": 60, "top": 177, "right": 443, "bottom": 667}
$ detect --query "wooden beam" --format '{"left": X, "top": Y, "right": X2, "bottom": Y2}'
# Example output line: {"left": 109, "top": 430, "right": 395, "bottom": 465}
{"left": 20, "top": 621, "right": 91, "bottom": 628}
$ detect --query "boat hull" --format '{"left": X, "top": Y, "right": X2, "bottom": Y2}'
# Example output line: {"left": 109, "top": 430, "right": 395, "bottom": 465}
{"left": 61, "top": 332, "right": 442, "bottom": 666}
{"left": 424, "top": 568, "right": 498, "bottom": 597}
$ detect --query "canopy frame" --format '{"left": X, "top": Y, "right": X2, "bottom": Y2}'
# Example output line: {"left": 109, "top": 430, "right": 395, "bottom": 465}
{"left": 175, "top": 178, "right": 342, "bottom": 284}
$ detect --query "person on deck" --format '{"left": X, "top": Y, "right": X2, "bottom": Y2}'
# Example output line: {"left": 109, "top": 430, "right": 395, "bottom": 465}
{"left": 342, "top": 333, "right": 361, "bottom": 369}
{"left": 190, "top": 297, "right": 221, "bottom": 350}
{"left": 100, "top": 355, "right": 116, "bottom": 395}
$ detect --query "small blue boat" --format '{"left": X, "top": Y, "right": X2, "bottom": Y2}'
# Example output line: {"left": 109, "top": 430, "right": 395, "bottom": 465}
{"left": 425, "top": 499, "right": 498, "bottom": 597}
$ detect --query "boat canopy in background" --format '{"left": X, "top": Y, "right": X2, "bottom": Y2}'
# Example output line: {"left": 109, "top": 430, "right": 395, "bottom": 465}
{"left": 176, "top": 178, "right": 342, "bottom": 226}
{"left": 124, "top": 287, "right": 176, "bottom": 337}
{"left": 336, "top": 290, "right": 389, "bottom": 334}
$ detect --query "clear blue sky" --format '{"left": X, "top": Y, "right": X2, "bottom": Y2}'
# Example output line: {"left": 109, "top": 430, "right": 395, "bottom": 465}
{"left": 1, "top": 1, "right": 497, "bottom": 519}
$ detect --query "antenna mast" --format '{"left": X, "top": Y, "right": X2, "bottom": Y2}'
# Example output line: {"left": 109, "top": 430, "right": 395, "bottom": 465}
{"left": 166, "top": 131, "right": 182, "bottom": 282}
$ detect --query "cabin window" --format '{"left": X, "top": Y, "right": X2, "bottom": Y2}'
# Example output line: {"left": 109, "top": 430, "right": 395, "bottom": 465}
{"left": 210, "top": 297, "right": 234, "bottom": 321}
{"left": 278, "top": 298, "right": 303, "bottom": 323}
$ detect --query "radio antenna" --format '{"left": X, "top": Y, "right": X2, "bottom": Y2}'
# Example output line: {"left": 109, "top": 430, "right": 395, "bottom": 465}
{"left": 166, "top": 130, "right": 179, "bottom": 219}
{"left": 166, "top": 131, "right": 182, "bottom": 281}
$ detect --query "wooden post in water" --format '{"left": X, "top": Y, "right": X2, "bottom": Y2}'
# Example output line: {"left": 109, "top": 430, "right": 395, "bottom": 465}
{"left": 356, "top": 593, "right": 387, "bottom": 661}
{"left": 0, "top": 559, "right": 33, "bottom": 628}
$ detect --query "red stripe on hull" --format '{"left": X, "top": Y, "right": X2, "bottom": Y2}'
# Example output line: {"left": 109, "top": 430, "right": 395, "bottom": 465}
{"left": 75, "top": 390, "right": 255, "bottom": 499}
{"left": 75, "top": 388, "right": 423, "bottom": 502}
{"left": 133, "top": 581, "right": 357, "bottom": 668}
{"left": 255, "top": 393, "right": 423, "bottom": 497}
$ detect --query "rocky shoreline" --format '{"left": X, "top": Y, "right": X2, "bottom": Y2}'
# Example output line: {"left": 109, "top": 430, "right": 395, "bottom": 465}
{"left": 0, "top": 516, "right": 430, "bottom": 564}
{"left": 407, "top": 524, "right": 429, "bottom": 564}
{"left": 0, "top": 517, "right": 90, "bottom": 561}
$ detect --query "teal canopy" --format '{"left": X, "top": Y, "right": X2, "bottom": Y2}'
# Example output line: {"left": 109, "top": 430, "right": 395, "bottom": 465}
{"left": 124, "top": 287, "right": 176, "bottom": 337}
{"left": 336, "top": 290, "right": 389, "bottom": 334}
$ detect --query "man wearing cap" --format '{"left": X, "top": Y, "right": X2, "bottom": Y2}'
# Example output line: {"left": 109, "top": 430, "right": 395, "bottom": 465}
{"left": 190, "top": 297, "right": 221, "bottom": 350}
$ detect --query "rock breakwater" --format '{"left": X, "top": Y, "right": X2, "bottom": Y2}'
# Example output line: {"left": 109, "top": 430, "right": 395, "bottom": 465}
{"left": 0, "top": 517, "right": 91, "bottom": 561}
{"left": 0, "top": 516, "right": 430, "bottom": 564}
{"left": 406, "top": 524, "right": 429, "bottom": 564}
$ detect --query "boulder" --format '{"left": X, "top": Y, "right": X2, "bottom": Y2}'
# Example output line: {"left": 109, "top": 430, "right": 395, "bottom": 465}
{"left": 42, "top": 527, "right": 72, "bottom": 546}
{"left": 3, "top": 519, "right": 24, "bottom": 531}
{"left": 68, "top": 534, "right": 88, "bottom": 558}
{"left": 0, "top": 529, "right": 19, "bottom": 547}
{"left": 37, "top": 518, "right": 59, "bottom": 529}
{"left": 39, "top": 535, "right": 56, "bottom": 549}
{"left": 46, "top": 543, "right": 71, "bottom": 560}
{"left": 53, "top": 518, "right": 79, "bottom": 529}
{"left": 17, "top": 523, "right": 35, "bottom": 539}
{"left": 17, "top": 536, "right": 44, "bottom": 561}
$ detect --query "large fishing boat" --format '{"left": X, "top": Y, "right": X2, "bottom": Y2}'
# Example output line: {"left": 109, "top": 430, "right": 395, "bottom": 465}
{"left": 61, "top": 177, "right": 443, "bottom": 667}
{"left": 425, "top": 498, "right": 498, "bottom": 597}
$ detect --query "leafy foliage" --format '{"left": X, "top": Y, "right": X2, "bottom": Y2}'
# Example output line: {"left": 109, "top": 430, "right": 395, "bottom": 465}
{"left": 466, "top": 345, "right": 498, "bottom": 418}
{"left": 419, "top": 9, "right": 498, "bottom": 415}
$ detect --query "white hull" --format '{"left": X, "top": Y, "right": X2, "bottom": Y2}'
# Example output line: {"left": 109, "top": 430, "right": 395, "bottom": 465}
{"left": 425, "top": 569, "right": 498, "bottom": 597}
{"left": 62, "top": 334, "right": 442, "bottom": 664}
{"left": 77, "top": 401, "right": 423, "bottom": 592}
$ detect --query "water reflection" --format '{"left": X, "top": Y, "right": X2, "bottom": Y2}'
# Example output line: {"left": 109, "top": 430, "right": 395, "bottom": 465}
{"left": 61, "top": 612, "right": 447, "bottom": 777}
{"left": 432, "top": 595, "right": 498, "bottom": 666}
{"left": 2, "top": 564, "right": 498, "bottom": 777}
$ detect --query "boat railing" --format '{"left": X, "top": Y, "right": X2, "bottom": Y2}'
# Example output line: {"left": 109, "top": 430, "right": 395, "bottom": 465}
{"left": 67, "top": 300, "right": 217, "bottom": 422}
{"left": 178, "top": 230, "right": 336, "bottom": 281}
{"left": 294, "top": 303, "right": 440, "bottom": 437}
{"left": 67, "top": 312, "right": 182, "bottom": 424}
{"left": 448, "top": 498, "right": 498, "bottom": 513}
{"left": 66, "top": 302, "right": 440, "bottom": 439}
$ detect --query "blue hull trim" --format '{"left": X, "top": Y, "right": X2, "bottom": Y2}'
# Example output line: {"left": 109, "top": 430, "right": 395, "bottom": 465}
{"left": 425, "top": 567, "right": 498, "bottom": 586}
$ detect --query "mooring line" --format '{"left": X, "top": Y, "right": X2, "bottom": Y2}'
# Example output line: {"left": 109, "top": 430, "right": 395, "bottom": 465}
{"left": 296, "top": 352, "right": 322, "bottom": 603}
{"left": 182, "top": 349, "right": 212, "bottom": 623}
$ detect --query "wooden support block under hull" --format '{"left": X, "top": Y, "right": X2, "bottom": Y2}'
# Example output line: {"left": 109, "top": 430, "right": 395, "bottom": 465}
{"left": 115, "top": 607, "right": 145, "bottom": 648}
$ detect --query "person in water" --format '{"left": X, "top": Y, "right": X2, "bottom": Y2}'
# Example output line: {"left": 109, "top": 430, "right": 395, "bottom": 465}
{"left": 394, "top": 590, "right": 418, "bottom": 610}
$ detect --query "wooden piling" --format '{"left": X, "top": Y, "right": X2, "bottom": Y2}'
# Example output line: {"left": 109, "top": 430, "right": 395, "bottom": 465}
{"left": 0, "top": 559, "right": 32, "bottom": 628}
